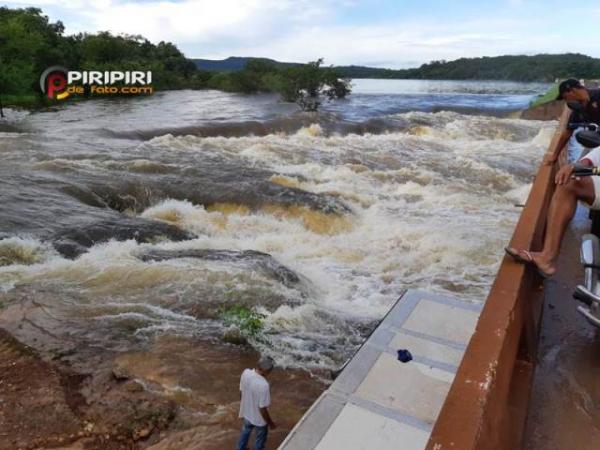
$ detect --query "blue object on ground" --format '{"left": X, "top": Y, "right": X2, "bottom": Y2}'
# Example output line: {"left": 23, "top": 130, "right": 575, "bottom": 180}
{"left": 397, "top": 349, "right": 412, "bottom": 363}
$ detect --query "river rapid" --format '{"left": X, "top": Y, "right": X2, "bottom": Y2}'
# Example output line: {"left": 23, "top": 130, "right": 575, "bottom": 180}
{"left": 0, "top": 79, "right": 555, "bottom": 447}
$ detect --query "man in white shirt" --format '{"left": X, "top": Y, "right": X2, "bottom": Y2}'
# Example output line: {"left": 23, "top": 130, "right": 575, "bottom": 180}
{"left": 234, "top": 356, "right": 277, "bottom": 450}
{"left": 506, "top": 146, "right": 600, "bottom": 276}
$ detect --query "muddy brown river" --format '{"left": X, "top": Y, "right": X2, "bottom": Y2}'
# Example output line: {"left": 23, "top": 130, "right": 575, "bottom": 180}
{"left": 0, "top": 80, "right": 554, "bottom": 448}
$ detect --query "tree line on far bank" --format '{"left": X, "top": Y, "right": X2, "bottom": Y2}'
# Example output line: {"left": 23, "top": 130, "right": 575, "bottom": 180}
{"left": 374, "top": 54, "right": 600, "bottom": 82}
{"left": 0, "top": 7, "right": 350, "bottom": 112}
{"left": 196, "top": 53, "right": 600, "bottom": 83}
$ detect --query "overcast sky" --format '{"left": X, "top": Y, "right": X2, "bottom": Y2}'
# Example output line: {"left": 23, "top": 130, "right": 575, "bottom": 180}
{"left": 4, "top": 0, "right": 600, "bottom": 68}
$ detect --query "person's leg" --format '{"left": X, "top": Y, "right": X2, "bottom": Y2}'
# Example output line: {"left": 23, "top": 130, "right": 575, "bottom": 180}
{"left": 254, "top": 425, "right": 269, "bottom": 450}
{"left": 235, "top": 419, "right": 254, "bottom": 450}
{"left": 507, "top": 177, "right": 595, "bottom": 275}
{"left": 538, "top": 178, "right": 595, "bottom": 264}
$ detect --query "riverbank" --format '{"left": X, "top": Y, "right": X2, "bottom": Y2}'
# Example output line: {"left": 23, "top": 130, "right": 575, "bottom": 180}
{"left": 0, "top": 324, "right": 325, "bottom": 450}
{"left": 1, "top": 94, "right": 41, "bottom": 110}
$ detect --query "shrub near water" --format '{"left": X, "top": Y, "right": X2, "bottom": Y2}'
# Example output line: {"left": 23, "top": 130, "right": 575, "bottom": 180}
{"left": 207, "top": 58, "right": 351, "bottom": 111}
{"left": 219, "top": 305, "right": 267, "bottom": 344}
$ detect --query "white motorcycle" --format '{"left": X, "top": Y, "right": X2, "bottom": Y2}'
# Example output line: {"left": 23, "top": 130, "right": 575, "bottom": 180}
{"left": 568, "top": 101, "right": 600, "bottom": 328}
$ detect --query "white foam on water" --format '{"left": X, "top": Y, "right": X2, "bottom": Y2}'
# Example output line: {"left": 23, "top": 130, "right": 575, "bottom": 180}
{"left": 0, "top": 131, "right": 26, "bottom": 138}
{"left": 119, "top": 113, "right": 555, "bottom": 366}
{"left": 0, "top": 236, "right": 59, "bottom": 267}
{"left": 141, "top": 199, "right": 219, "bottom": 236}
{"left": 1, "top": 111, "right": 556, "bottom": 369}
{"left": 295, "top": 123, "right": 325, "bottom": 137}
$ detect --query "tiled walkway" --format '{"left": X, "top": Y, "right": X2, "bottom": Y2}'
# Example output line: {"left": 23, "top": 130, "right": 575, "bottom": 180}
{"left": 279, "top": 289, "right": 482, "bottom": 450}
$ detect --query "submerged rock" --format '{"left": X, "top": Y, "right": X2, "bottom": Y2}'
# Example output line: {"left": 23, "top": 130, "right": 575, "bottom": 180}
{"left": 138, "top": 248, "right": 301, "bottom": 287}
{"left": 53, "top": 217, "right": 196, "bottom": 258}
{"left": 222, "top": 328, "right": 248, "bottom": 345}
{"left": 83, "top": 167, "right": 351, "bottom": 216}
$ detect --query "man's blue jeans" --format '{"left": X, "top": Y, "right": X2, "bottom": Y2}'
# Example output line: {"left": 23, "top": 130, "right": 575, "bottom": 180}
{"left": 235, "top": 418, "right": 268, "bottom": 450}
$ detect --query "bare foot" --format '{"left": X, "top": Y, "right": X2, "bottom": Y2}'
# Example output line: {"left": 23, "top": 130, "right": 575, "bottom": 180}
{"left": 526, "top": 251, "right": 556, "bottom": 276}
{"left": 505, "top": 247, "right": 556, "bottom": 277}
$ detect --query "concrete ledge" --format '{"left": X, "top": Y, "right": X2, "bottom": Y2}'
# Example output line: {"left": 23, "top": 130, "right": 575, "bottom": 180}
{"left": 279, "top": 289, "right": 482, "bottom": 450}
{"left": 426, "top": 105, "right": 569, "bottom": 450}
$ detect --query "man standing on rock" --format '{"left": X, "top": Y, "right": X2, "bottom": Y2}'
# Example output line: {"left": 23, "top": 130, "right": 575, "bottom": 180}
{"left": 235, "top": 356, "right": 277, "bottom": 450}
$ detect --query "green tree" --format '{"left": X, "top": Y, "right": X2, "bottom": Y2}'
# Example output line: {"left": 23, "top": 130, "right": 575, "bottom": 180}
{"left": 0, "top": 6, "right": 208, "bottom": 103}
{"left": 0, "top": 74, "right": 4, "bottom": 117}
{"left": 278, "top": 59, "right": 351, "bottom": 111}
{"left": 0, "top": 7, "right": 68, "bottom": 95}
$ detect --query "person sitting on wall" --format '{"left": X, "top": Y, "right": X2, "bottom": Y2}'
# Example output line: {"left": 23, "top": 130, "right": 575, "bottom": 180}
{"left": 505, "top": 82, "right": 600, "bottom": 276}
{"left": 544, "top": 79, "right": 600, "bottom": 164}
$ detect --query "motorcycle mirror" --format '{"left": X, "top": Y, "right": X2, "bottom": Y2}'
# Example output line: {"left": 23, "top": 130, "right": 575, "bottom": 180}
{"left": 576, "top": 130, "right": 600, "bottom": 149}
{"left": 567, "top": 101, "right": 585, "bottom": 111}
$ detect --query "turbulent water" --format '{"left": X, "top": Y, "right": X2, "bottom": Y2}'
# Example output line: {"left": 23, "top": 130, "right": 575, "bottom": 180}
{"left": 0, "top": 79, "right": 555, "bottom": 372}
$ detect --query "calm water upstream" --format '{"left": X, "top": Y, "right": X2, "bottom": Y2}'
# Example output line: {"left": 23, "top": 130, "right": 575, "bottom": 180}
{"left": 0, "top": 78, "right": 558, "bottom": 447}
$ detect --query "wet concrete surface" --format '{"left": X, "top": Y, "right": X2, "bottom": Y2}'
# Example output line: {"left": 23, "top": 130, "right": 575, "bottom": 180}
{"left": 524, "top": 205, "right": 600, "bottom": 449}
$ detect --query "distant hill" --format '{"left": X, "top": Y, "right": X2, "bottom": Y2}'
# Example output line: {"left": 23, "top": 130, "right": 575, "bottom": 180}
{"left": 193, "top": 53, "right": 600, "bottom": 82}
{"left": 192, "top": 56, "right": 301, "bottom": 72}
